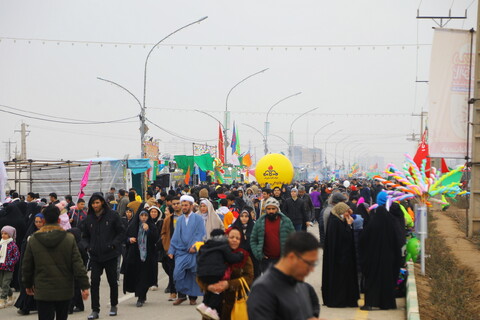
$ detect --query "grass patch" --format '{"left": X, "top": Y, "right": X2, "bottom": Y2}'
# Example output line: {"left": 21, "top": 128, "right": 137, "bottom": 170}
{"left": 444, "top": 209, "right": 480, "bottom": 250}
{"left": 418, "top": 212, "right": 480, "bottom": 320}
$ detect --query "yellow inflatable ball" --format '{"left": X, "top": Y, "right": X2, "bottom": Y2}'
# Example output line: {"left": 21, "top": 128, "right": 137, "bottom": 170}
{"left": 255, "top": 153, "right": 294, "bottom": 188}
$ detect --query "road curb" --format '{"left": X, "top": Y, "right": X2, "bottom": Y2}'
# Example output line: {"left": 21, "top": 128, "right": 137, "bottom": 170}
{"left": 406, "top": 261, "right": 420, "bottom": 320}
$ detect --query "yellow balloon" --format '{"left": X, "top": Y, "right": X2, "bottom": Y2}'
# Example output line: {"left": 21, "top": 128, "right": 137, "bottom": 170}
{"left": 255, "top": 153, "right": 294, "bottom": 188}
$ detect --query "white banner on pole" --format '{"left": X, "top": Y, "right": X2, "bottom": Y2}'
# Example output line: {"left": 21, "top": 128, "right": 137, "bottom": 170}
{"left": 428, "top": 28, "right": 475, "bottom": 158}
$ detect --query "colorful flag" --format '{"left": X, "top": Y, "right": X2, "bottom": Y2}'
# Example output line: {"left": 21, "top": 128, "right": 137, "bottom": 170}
{"left": 242, "top": 153, "right": 253, "bottom": 167}
{"left": 235, "top": 126, "right": 241, "bottom": 156}
{"left": 231, "top": 122, "right": 237, "bottom": 155}
{"left": 218, "top": 124, "right": 225, "bottom": 163}
{"left": 78, "top": 161, "right": 92, "bottom": 200}
{"left": 413, "top": 129, "right": 431, "bottom": 172}
{"left": 184, "top": 166, "right": 191, "bottom": 185}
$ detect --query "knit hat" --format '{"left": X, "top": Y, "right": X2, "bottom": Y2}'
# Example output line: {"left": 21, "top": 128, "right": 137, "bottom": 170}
{"left": 264, "top": 198, "right": 280, "bottom": 211}
{"left": 1, "top": 225, "right": 16, "bottom": 240}
{"left": 199, "top": 188, "right": 209, "bottom": 199}
{"left": 332, "top": 202, "right": 351, "bottom": 216}
{"left": 331, "top": 192, "right": 347, "bottom": 204}
{"left": 291, "top": 188, "right": 298, "bottom": 193}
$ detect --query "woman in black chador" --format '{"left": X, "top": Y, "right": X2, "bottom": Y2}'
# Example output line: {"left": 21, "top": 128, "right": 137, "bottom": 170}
{"left": 322, "top": 202, "right": 359, "bottom": 308}
{"left": 122, "top": 210, "right": 159, "bottom": 307}
{"left": 358, "top": 202, "right": 402, "bottom": 310}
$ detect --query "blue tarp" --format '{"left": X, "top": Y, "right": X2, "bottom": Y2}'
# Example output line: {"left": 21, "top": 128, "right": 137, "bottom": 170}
{"left": 128, "top": 159, "right": 152, "bottom": 174}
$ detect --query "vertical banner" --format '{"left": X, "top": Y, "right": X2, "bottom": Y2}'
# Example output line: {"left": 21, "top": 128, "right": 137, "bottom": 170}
{"left": 429, "top": 28, "right": 475, "bottom": 158}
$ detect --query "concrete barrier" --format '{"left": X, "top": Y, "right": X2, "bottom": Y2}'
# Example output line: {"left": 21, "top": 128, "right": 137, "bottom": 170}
{"left": 406, "top": 261, "right": 421, "bottom": 320}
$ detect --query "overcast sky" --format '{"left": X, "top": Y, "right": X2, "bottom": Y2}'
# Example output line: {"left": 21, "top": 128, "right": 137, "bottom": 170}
{"left": 0, "top": 0, "right": 477, "bottom": 167}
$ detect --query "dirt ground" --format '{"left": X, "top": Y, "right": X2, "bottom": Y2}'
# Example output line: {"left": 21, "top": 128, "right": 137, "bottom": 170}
{"left": 415, "top": 207, "right": 480, "bottom": 320}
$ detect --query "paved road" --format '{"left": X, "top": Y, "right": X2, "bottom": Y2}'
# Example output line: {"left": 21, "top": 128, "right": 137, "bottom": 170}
{"left": 1, "top": 226, "right": 406, "bottom": 320}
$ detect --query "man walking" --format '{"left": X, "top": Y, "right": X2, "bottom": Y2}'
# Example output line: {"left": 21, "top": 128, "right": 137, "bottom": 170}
{"left": 161, "top": 196, "right": 182, "bottom": 300}
{"left": 80, "top": 193, "right": 125, "bottom": 319}
{"left": 250, "top": 198, "right": 294, "bottom": 273}
{"left": 22, "top": 204, "right": 90, "bottom": 320}
{"left": 248, "top": 231, "right": 324, "bottom": 320}
{"left": 283, "top": 188, "right": 308, "bottom": 231}
{"left": 168, "top": 195, "right": 205, "bottom": 306}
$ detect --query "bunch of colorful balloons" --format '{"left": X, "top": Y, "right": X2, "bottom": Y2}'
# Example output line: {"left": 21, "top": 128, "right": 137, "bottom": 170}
{"left": 372, "top": 154, "right": 467, "bottom": 209}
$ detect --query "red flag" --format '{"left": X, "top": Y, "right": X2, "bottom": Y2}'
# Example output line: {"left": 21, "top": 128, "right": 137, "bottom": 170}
{"left": 413, "top": 129, "right": 431, "bottom": 172}
{"left": 218, "top": 124, "right": 225, "bottom": 163}
{"left": 441, "top": 158, "right": 450, "bottom": 173}
{"left": 184, "top": 166, "right": 191, "bottom": 185}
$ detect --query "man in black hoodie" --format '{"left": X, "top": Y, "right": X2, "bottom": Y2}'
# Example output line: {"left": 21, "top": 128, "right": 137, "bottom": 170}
{"left": 80, "top": 193, "right": 125, "bottom": 319}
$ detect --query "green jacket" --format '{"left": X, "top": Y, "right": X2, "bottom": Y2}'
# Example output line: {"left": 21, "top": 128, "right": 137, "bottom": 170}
{"left": 250, "top": 212, "right": 295, "bottom": 261}
{"left": 22, "top": 225, "right": 90, "bottom": 301}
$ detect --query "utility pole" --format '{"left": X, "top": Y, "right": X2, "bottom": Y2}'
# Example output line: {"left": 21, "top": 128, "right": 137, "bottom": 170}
{"left": 14, "top": 123, "right": 29, "bottom": 160}
{"left": 2, "top": 140, "right": 16, "bottom": 161}
{"left": 469, "top": 2, "right": 480, "bottom": 237}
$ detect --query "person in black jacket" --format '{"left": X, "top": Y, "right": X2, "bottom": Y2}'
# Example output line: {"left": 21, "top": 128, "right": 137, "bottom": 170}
{"left": 196, "top": 229, "right": 244, "bottom": 319}
{"left": 283, "top": 188, "right": 308, "bottom": 232}
{"left": 247, "top": 231, "right": 321, "bottom": 320}
{"left": 80, "top": 193, "right": 125, "bottom": 319}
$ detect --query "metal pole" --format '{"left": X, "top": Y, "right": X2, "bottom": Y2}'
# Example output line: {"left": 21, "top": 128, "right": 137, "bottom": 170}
{"left": 265, "top": 92, "right": 302, "bottom": 155}
{"left": 289, "top": 107, "right": 319, "bottom": 159}
{"left": 312, "top": 121, "right": 334, "bottom": 166}
{"left": 324, "top": 129, "right": 343, "bottom": 170}
{"left": 225, "top": 68, "right": 269, "bottom": 163}
{"left": 334, "top": 136, "right": 349, "bottom": 171}
{"left": 469, "top": 1, "right": 480, "bottom": 236}
{"left": 67, "top": 160, "right": 72, "bottom": 195}
{"left": 29, "top": 159, "right": 33, "bottom": 192}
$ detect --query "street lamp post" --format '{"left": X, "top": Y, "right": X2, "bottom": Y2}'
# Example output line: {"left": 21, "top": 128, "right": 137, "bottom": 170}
{"left": 242, "top": 124, "right": 266, "bottom": 153}
{"left": 224, "top": 68, "right": 269, "bottom": 163}
{"left": 348, "top": 143, "right": 364, "bottom": 169}
{"left": 288, "top": 107, "right": 318, "bottom": 160}
{"left": 334, "top": 136, "right": 349, "bottom": 171}
{"left": 312, "top": 121, "right": 334, "bottom": 167}
{"left": 324, "top": 129, "right": 343, "bottom": 170}
{"left": 98, "top": 16, "right": 208, "bottom": 196}
{"left": 264, "top": 92, "right": 302, "bottom": 155}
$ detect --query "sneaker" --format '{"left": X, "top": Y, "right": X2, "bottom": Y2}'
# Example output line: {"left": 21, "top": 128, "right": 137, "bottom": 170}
{"left": 195, "top": 303, "right": 208, "bottom": 316}
{"left": 136, "top": 299, "right": 144, "bottom": 307}
{"left": 204, "top": 307, "right": 220, "bottom": 320}
{"left": 168, "top": 293, "right": 177, "bottom": 301}
{"left": 109, "top": 306, "right": 117, "bottom": 316}
{"left": 149, "top": 286, "right": 158, "bottom": 291}
{"left": 6, "top": 296, "right": 15, "bottom": 306}
{"left": 87, "top": 311, "right": 99, "bottom": 320}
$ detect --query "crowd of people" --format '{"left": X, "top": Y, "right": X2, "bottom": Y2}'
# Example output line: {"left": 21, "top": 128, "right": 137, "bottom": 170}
{"left": 0, "top": 177, "right": 414, "bottom": 320}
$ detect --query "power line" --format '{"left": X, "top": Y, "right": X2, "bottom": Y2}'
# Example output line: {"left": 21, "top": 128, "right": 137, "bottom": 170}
{"left": 148, "top": 107, "right": 412, "bottom": 117}
{"left": 0, "top": 107, "right": 137, "bottom": 124}
{"left": 145, "top": 118, "right": 216, "bottom": 142}
{"left": 0, "top": 37, "right": 432, "bottom": 50}
{"left": 0, "top": 104, "right": 136, "bottom": 123}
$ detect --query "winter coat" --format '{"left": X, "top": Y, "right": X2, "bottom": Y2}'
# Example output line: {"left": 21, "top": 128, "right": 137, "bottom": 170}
{"left": 196, "top": 236, "right": 244, "bottom": 278}
{"left": 22, "top": 225, "right": 90, "bottom": 301}
{"left": 80, "top": 208, "right": 126, "bottom": 263}
{"left": 283, "top": 198, "right": 308, "bottom": 225}
{"left": 0, "top": 241, "right": 20, "bottom": 272}
{"left": 197, "top": 255, "right": 254, "bottom": 320}
{"left": 250, "top": 213, "right": 295, "bottom": 261}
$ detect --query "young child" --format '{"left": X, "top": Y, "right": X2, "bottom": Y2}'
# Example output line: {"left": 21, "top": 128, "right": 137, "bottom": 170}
{"left": 196, "top": 229, "right": 244, "bottom": 320}
{"left": 0, "top": 226, "right": 20, "bottom": 309}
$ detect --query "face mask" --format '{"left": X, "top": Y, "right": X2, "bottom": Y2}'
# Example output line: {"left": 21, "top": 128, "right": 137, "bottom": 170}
{"left": 266, "top": 213, "right": 278, "bottom": 221}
